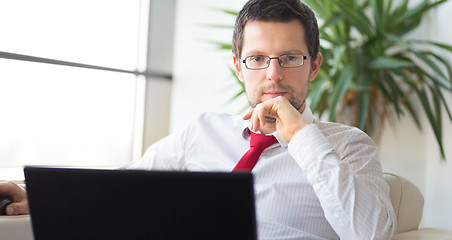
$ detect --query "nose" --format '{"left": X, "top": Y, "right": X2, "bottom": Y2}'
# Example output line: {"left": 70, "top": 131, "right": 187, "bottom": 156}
{"left": 265, "top": 58, "right": 283, "bottom": 82}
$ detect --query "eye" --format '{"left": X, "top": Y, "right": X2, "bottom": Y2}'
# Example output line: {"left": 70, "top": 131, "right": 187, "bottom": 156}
{"left": 252, "top": 56, "right": 263, "bottom": 62}
{"left": 285, "top": 55, "right": 299, "bottom": 62}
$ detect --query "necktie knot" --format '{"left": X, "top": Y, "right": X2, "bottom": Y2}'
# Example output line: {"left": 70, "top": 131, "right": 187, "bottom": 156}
{"left": 232, "top": 130, "right": 277, "bottom": 172}
{"left": 250, "top": 131, "right": 277, "bottom": 149}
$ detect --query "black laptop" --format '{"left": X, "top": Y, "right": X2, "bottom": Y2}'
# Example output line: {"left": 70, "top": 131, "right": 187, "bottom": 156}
{"left": 24, "top": 167, "right": 257, "bottom": 240}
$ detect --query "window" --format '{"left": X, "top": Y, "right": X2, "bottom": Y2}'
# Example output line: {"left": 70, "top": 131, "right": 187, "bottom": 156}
{"left": 0, "top": 0, "right": 173, "bottom": 179}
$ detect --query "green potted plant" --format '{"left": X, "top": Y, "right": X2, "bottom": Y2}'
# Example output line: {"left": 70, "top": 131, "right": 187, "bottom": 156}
{"left": 210, "top": 0, "right": 452, "bottom": 159}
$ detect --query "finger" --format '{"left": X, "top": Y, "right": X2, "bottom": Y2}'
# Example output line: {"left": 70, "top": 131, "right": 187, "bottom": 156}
{"left": 242, "top": 108, "right": 254, "bottom": 120}
{"left": 257, "top": 104, "right": 268, "bottom": 127}
{"left": 250, "top": 105, "right": 260, "bottom": 131}
{"left": 6, "top": 201, "right": 29, "bottom": 216}
{"left": 253, "top": 103, "right": 267, "bottom": 132}
{"left": 0, "top": 182, "right": 23, "bottom": 202}
{"left": 0, "top": 181, "right": 16, "bottom": 196}
{"left": 0, "top": 181, "right": 29, "bottom": 215}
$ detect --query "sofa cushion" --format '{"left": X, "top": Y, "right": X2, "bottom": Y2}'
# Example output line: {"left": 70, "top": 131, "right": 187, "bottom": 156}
{"left": 393, "top": 227, "right": 452, "bottom": 240}
{"left": 384, "top": 173, "right": 424, "bottom": 234}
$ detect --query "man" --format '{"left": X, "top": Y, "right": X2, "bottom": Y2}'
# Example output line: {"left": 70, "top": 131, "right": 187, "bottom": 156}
{"left": 1, "top": 0, "right": 396, "bottom": 239}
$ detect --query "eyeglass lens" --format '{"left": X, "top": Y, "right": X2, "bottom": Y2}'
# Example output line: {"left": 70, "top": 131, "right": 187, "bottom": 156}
{"left": 243, "top": 54, "right": 308, "bottom": 69}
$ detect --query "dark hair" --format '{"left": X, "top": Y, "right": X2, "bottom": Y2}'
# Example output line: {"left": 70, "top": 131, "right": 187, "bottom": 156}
{"left": 232, "top": 0, "right": 319, "bottom": 63}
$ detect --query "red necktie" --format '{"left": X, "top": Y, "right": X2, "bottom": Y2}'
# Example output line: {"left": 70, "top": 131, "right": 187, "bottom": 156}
{"left": 233, "top": 130, "right": 277, "bottom": 172}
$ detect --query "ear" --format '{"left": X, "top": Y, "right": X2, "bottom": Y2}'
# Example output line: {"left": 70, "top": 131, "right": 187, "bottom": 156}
{"left": 309, "top": 52, "right": 323, "bottom": 82}
{"left": 233, "top": 55, "right": 244, "bottom": 83}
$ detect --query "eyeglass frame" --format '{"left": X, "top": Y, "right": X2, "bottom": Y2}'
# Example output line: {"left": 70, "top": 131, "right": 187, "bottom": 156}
{"left": 241, "top": 54, "right": 311, "bottom": 70}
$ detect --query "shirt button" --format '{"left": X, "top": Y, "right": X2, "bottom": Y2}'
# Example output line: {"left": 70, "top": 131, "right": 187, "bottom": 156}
{"left": 313, "top": 183, "right": 321, "bottom": 191}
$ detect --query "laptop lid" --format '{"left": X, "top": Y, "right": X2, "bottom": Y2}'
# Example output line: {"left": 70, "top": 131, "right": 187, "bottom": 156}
{"left": 24, "top": 167, "right": 257, "bottom": 240}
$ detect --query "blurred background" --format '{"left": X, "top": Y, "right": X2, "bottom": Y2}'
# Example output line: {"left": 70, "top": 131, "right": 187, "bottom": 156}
{"left": 0, "top": 0, "right": 450, "bottom": 230}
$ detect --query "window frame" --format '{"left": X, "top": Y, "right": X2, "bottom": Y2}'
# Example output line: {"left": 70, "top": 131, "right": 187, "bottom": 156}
{"left": 0, "top": 0, "right": 175, "bottom": 180}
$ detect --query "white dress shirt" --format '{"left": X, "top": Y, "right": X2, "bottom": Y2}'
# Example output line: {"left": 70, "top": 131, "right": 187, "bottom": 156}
{"left": 126, "top": 106, "right": 397, "bottom": 240}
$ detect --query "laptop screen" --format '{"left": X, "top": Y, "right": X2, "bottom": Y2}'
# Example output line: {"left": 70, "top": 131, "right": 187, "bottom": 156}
{"left": 24, "top": 167, "right": 257, "bottom": 240}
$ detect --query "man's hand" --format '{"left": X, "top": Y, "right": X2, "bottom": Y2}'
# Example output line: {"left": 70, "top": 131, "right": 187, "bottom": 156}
{"left": 243, "top": 96, "right": 310, "bottom": 142}
{"left": 0, "top": 181, "right": 29, "bottom": 215}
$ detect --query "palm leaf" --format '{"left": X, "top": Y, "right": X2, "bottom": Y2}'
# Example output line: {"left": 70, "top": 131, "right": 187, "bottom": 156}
{"left": 328, "top": 65, "right": 353, "bottom": 122}
{"left": 358, "top": 90, "right": 370, "bottom": 130}
{"left": 369, "top": 57, "right": 414, "bottom": 69}
{"left": 208, "top": 1, "right": 452, "bottom": 160}
{"left": 208, "top": 41, "right": 232, "bottom": 50}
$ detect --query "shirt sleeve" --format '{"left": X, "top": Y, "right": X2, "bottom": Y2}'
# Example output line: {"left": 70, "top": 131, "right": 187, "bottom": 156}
{"left": 288, "top": 123, "right": 397, "bottom": 240}
{"left": 123, "top": 125, "right": 189, "bottom": 171}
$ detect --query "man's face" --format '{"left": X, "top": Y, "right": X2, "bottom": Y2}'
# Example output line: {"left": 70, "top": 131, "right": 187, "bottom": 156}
{"left": 233, "top": 19, "right": 322, "bottom": 112}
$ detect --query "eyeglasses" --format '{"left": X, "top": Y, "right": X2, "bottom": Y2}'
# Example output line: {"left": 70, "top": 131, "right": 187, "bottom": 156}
{"left": 241, "top": 54, "right": 310, "bottom": 70}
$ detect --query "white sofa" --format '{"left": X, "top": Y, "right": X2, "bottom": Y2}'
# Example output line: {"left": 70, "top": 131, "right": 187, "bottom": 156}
{"left": 1, "top": 173, "right": 452, "bottom": 239}
{"left": 384, "top": 173, "right": 452, "bottom": 239}
{"left": 0, "top": 215, "right": 32, "bottom": 239}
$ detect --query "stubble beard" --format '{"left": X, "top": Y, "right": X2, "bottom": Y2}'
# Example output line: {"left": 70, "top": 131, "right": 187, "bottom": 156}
{"left": 247, "top": 81, "right": 309, "bottom": 124}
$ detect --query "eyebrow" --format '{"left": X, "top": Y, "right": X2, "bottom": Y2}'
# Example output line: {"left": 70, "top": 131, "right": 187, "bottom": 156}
{"left": 242, "top": 50, "right": 306, "bottom": 57}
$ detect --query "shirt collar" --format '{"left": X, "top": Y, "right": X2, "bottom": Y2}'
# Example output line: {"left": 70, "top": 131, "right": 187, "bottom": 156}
{"left": 241, "top": 103, "right": 316, "bottom": 148}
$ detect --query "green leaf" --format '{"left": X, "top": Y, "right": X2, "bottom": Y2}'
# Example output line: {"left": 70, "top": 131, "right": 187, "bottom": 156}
{"left": 202, "top": 24, "right": 235, "bottom": 29}
{"left": 231, "top": 89, "right": 245, "bottom": 101}
{"left": 370, "top": 0, "right": 384, "bottom": 31}
{"left": 384, "top": 0, "right": 393, "bottom": 24}
{"left": 333, "top": 0, "right": 373, "bottom": 37}
{"left": 328, "top": 65, "right": 353, "bottom": 122}
{"left": 303, "top": 0, "right": 329, "bottom": 18}
{"left": 430, "top": 85, "right": 442, "bottom": 140}
{"left": 401, "top": 98, "right": 422, "bottom": 131}
{"left": 392, "top": 0, "right": 409, "bottom": 17}
{"left": 207, "top": 41, "right": 232, "bottom": 50}
{"left": 412, "top": 65, "right": 450, "bottom": 90}
{"left": 320, "top": 12, "right": 344, "bottom": 30}
{"left": 314, "top": 90, "right": 331, "bottom": 120}
{"left": 208, "top": 8, "right": 238, "bottom": 16}
{"left": 410, "top": 40, "right": 452, "bottom": 52}
{"left": 429, "top": 84, "right": 446, "bottom": 160}
{"left": 372, "top": 78, "right": 393, "bottom": 104}
{"left": 392, "top": 69, "right": 422, "bottom": 130}
{"left": 309, "top": 76, "right": 329, "bottom": 112}
{"left": 368, "top": 57, "right": 414, "bottom": 69}
{"left": 437, "top": 86, "right": 452, "bottom": 123}
{"left": 384, "top": 73, "right": 403, "bottom": 118}
{"left": 209, "top": 1, "right": 452, "bottom": 161}
{"left": 413, "top": 51, "right": 448, "bottom": 83}
{"left": 421, "top": 51, "right": 452, "bottom": 88}
{"left": 387, "top": 0, "right": 408, "bottom": 32}
{"left": 357, "top": 90, "right": 369, "bottom": 130}
{"left": 331, "top": 45, "right": 346, "bottom": 75}
{"left": 228, "top": 66, "right": 243, "bottom": 89}
{"left": 416, "top": 79, "right": 446, "bottom": 159}
{"left": 398, "top": 0, "right": 446, "bottom": 24}
{"left": 397, "top": 1, "right": 428, "bottom": 23}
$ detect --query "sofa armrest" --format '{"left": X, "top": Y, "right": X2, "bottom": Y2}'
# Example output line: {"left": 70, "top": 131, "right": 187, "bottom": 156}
{"left": 384, "top": 173, "right": 424, "bottom": 234}
{"left": 0, "top": 215, "right": 33, "bottom": 240}
{"left": 393, "top": 227, "right": 452, "bottom": 240}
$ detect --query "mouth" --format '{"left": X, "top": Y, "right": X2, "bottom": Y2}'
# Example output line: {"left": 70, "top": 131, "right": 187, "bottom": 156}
{"left": 263, "top": 91, "right": 287, "bottom": 98}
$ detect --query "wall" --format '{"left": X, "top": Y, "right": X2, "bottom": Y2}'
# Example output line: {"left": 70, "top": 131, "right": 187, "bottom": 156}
{"left": 141, "top": 0, "right": 175, "bottom": 153}
{"left": 379, "top": 0, "right": 452, "bottom": 229}
{"left": 170, "top": 0, "right": 249, "bottom": 132}
{"left": 422, "top": 1, "right": 452, "bottom": 229}
{"left": 171, "top": 0, "right": 452, "bottom": 229}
